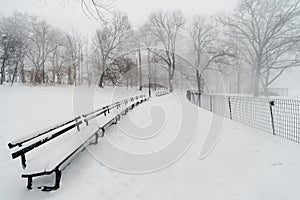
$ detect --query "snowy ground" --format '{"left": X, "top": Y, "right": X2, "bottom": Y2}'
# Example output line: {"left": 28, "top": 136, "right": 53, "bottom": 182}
{"left": 0, "top": 86, "right": 300, "bottom": 200}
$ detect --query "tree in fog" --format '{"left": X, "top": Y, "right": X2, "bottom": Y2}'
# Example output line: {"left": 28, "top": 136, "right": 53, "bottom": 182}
{"left": 65, "top": 33, "right": 83, "bottom": 85}
{"left": 190, "top": 15, "right": 234, "bottom": 95}
{"left": 131, "top": 31, "right": 143, "bottom": 91}
{"left": 190, "top": 16, "right": 229, "bottom": 95}
{"left": 225, "top": 41, "right": 251, "bottom": 94}
{"left": 140, "top": 24, "right": 159, "bottom": 93}
{"left": 148, "top": 10, "right": 185, "bottom": 92}
{"left": 26, "top": 17, "right": 57, "bottom": 84}
{"left": 93, "top": 12, "right": 131, "bottom": 87}
{"left": 49, "top": 30, "right": 67, "bottom": 84}
{"left": 132, "top": 25, "right": 158, "bottom": 91}
{"left": 81, "top": 0, "right": 114, "bottom": 22}
{"left": 0, "top": 13, "right": 29, "bottom": 85}
{"left": 220, "top": 0, "right": 300, "bottom": 96}
{"left": 106, "top": 55, "right": 135, "bottom": 87}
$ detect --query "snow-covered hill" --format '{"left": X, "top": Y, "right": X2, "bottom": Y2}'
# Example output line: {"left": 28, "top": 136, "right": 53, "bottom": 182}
{"left": 0, "top": 86, "right": 299, "bottom": 200}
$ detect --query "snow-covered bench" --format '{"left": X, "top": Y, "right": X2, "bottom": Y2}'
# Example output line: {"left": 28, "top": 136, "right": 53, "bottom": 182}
{"left": 7, "top": 95, "right": 148, "bottom": 191}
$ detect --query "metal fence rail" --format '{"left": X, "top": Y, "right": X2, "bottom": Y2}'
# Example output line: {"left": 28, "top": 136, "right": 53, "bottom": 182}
{"left": 186, "top": 90, "right": 300, "bottom": 143}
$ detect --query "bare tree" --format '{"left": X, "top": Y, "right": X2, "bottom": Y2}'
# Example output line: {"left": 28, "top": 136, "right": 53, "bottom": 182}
{"left": 140, "top": 24, "right": 159, "bottom": 95}
{"left": 131, "top": 26, "right": 157, "bottom": 91}
{"left": 49, "top": 30, "right": 66, "bottom": 84}
{"left": 190, "top": 15, "right": 234, "bottom": 95}
{"left": 190, "top": 16, "right": 216, "bottom": 94}
{"left": 93, "top": 11, "right": 131, "bottom": 87}
{"left": 64, "top": 32, "right": 83, "bottom": 85}
{"left": 220, "top": 0, "right": 300, "bottom": 96}
{"left": 147, "top": 10, "right": 185, "bottom": 92}
{"left": 132, "top": 33, "right": 143, "bottom": 91}
{"left": 81, "top": 0, "right": 114, "bottom": 22}
{"left": 224, "top": 39, "right": 254, "bottom": 94}
{"left": 0, "top": 13, "right": 29, "bottom": 85}
{"left": 26, "top": 17, "right": 57, "bottom": 84}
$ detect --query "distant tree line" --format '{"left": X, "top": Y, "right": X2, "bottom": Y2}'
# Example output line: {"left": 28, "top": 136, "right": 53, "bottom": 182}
{"left": 1, "top": 0, "right": 300, "bottom": 97}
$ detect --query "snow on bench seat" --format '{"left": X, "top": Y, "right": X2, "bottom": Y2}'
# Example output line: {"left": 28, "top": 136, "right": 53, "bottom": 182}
{"left": 7, "top": 95, "right": 148, "bottom": 191}
{"left": 23, "top": 125, "right": 99, "bottom": 175}
{"left": 22, "top": 97, "right": 143, "bottom": 175}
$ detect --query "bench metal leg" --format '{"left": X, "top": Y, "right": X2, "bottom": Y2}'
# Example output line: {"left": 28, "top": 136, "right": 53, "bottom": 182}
{"left": 27, "top": 176, "right": 33, "bottom": 190}
{"left": 21, "top": 154, "right": 27, "bottom": 169}
{"left": 100, "top": 127, "right": 105, "bottom": 137}
{"left": 42, "top": 170, "right": 62, "bottom": 191}
{"left": 122, "top": 108, "right": 128, "bottom": 115}
{"left": 94, "top": 133, "right": 99, "bottom": 144}
{"left": 111, "top": 117, "right": 118, "bottom": 125}
{"left": 90, "top": 132, "right": 99, "bottom": 145}
{"left": 54, "top": 170, "right": 62, "bottom": 190}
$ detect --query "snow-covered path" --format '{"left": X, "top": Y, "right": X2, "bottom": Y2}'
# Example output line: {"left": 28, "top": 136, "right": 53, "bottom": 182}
{"left": 1, "top": 86, "right": 300, "bottom": 200}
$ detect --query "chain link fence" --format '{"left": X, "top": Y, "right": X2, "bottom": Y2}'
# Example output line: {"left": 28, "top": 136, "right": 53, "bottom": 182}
{"left": 186, "top": 90, "right": 300, "bottom": 143}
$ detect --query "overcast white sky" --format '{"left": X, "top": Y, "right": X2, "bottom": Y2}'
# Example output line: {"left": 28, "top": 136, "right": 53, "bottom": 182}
{"left": 0, "top": 0, "right": 239, "bottom": 36}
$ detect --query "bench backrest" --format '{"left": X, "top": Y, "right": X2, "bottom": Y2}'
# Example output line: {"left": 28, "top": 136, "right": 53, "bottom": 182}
{"left": 8, "top": 94, "right": 146, "bottom": 168}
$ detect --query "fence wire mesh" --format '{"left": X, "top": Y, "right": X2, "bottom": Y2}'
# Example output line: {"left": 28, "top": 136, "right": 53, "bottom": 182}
{"left": 186, "top": 90, "right": 300, "bottom": 143}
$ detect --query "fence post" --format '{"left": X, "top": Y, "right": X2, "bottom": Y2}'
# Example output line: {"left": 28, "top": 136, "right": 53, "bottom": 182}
{"left": 269, "top": 101, "right": 276, "bottom": 135}
{"left": 198, "top": 93, "right": 201, "bottom": 107}
{"left": 228, "top": 97, "right": 232, "bottom": 120}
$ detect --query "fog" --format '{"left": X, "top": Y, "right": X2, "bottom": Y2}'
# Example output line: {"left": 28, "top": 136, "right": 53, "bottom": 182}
{"left": 1, "top": 0, "right": 300, "bottom": 96}
{"left": 0, "top": 0, "right": 238, "bottom": 35}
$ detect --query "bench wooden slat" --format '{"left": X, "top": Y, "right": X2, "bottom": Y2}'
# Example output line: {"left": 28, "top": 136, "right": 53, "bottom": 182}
{"left": 7, "top": 95, "right": 148, "bottom": 191}
{"left": 22, "top": 125, "right": 99, "bottom": 174}
{"left": 11, "top": 120, "right": 83, "bottom": 159}
{"left": 21, "top": 98, "right": 141, "bottom": 174}
{"left": 8, "top": 118, "right": 79, "bottom": 149}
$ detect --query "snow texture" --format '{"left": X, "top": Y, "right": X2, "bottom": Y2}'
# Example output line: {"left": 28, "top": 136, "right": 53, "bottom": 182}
{"left": 0, "top": 85, "right": 299, "bottom": 200}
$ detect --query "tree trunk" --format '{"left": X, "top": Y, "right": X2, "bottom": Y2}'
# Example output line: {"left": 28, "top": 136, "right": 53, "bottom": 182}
{"left": 42, "top": 62, "right": 45, "bottom": 84}
{"left": 73, "top": 64, "right": 76, "bottom": 86}
{"left": 110, "top": 77, "right": 116, "bottom": 86}
{"left": 168, "top": 65, "right": 174, "bottom": 92}
{"left": 167, "top": 63, "right": 174, "bottom": 92}
{"left": 249, "top": 65, "right": 255, "bottom": 94}
{"left": 138, "top": 49, "right": 142, "bottom": 91}
{"left": 11, "top": 60, "right": 19, "bottom": 85}
{"left": 168, "top": 78, "right": 173, "bottom": 92}
{"left": 148, "top": 49, "right": 151, "bottom": 97}
{"left": 168, "top": 76, "right": 173, "bottom": 92}
{"left": 67, "top": 65, "right": 72, "bottom": 84}
{"left": 253, "top": 69, "right": 260, "bottom": 97}
{"left": 237, "top": 69, "right": 241, "bottom": 94}
{"left": 20, "top": 61, "right": 26, "bottom": 83}
{"left": 98, "top": 71, "right": 105, "bottom": 88}
{"left": 1, "top": 58, "right": 6, "bottom": 85}
{"left": 52, "top": 70, "right": 55, "bottom": 83}
{"left": 57, "top": 73, "right": 62, "bottom": 84}
{"left": 263, "top": 86, "right": 269, "bottom": 97}
{"left": 154, "top": 63, "right": 157, "bottom": 91}
{"left": 263, "top": 69, "right": 271, "bottom": 97}
{"left": 126, "top": 75, "right": 129, "bottom": 89}
{"left": 253, "top": 54, "right": 263, "bottom": 97}
{"left": 135, "top": 59, "right": 138, "bottom": 89}
{"left": 196, "top": 69, "right": 201, "bottom": 95}
{"left": 78, "top": 53, "right": 81, "bottom": 85}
